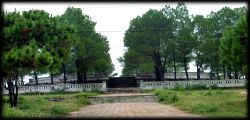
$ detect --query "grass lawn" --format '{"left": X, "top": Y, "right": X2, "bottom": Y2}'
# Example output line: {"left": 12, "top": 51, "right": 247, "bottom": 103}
{"left": 2, "top": 91, "right": 100, "bottom": 118}
{"left": 152, "top": 88, "right": 247, "bottom": 118}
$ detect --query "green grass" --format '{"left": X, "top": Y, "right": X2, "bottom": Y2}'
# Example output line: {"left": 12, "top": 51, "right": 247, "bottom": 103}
{"left": 153, "top": 88, "right": 247, "bottom": 118}
{"left": 3, "top": 91, "right": 99, "bottom": 118}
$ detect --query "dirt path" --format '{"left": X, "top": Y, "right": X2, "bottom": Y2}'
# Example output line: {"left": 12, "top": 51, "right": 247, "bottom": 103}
{"left": 67, "top": 102, "right": 203, "bottom": 118}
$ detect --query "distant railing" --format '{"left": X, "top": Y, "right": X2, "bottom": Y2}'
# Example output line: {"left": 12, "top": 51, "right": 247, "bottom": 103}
{"left": 28, "top": 74, "right": 109, "bottom": 85}
{"left": 134, "top": 72, "right": 215, "bottom": 79}
{"left": 3, "top": 82, "right": 106, "bottom": 95}
{"left": 140, "top": 79, "right": 246, "bottom": 89}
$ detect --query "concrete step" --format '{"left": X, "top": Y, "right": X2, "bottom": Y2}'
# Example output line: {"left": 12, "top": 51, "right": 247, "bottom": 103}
{"left": 105, "top": 87, "right": 141, "bottom": 93}
{"left": 88, "top": 93, "right": 156, "bottom": 104}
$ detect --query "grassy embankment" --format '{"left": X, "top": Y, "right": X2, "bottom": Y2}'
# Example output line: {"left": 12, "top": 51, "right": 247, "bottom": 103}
{"left": 2, "top": 91, "right": 100, "bottom": 118}
{"left": 150, "top": 86, "right": 247, "bottom": 118}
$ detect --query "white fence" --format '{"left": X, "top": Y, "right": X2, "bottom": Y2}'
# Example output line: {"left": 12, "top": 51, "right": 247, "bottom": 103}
{"left": 3, "top": 82, "right": 106, "bottom": 95}
{"left": 140, "top": 79, "right": 247, "bottom": 90}
{"left": 3, "top": 79, "right": 246, "bottom": 94}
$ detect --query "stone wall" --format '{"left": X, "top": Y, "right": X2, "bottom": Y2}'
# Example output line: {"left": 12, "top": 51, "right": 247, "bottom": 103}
{"left": 140, "top": 79, "right": 246, "bottom": 90}
{"left": 3, "top": 79, "right": 246, "bottom": 94}
{"left": 3, "top": 81, "right": 106, "bottom": 95}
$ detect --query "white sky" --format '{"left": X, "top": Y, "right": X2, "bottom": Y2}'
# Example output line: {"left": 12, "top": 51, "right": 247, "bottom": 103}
{"left": 3, "top": 2, "right": 247, "bottom": 82}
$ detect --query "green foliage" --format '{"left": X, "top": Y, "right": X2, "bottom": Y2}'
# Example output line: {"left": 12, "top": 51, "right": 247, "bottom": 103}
{"left": 3, "top": 104, "right": 29, "bottom": 118}
{"left": 3, "top": 91, "right": 99, "bottom": 118}
{"left": 173, "top": 84, "right": 185, "bottom": 91}
{"left": 219, "top": 15, "right": 248, "bottom": 77}
{"left": 76, "top": 97, "right": 90, "bottom": 106}
{"left": 60, "top": 7, "right": 114, "bottom": 79}
{"left": 204, "top": 88, "right": 212, "bottom": 96}
{"left": 122, "top": 9, "right": 173, "bottom": 76}
{"left": 50, "top": 105, "right": 68, "bottom": 115}
{"left": 185, "top": 84, "right": 207, "bottom": 90}
{"left": 74, "top": 92, "right": 98, "bottom": 99}
{"left": 160, "top": 89, "right": 247, "bottom": 117}
{"left": 155, "top": 89, "right": 179, "bottom": 103}
{"left": 191, "top": 103, "right": 219, "bottom": 113}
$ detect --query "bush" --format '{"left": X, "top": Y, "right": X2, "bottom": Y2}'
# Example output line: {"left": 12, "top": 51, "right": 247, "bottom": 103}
{"left": 3, "top": 104, "right": 28, "bottom": 118}
{"left": 156, "top": 89, "right": 179, "bottom": 104}
{"left": 191, "top": 103, "right": 219, "bottom": 113}
{"left": 210, "top": 84, "right": 218, "bottom": 89}
{"left": 50, "top": 105, "right": 67, "bottom": 115}
{"left": 77, "top": 97, "right": 90, "bottom": 105}
{"left": 186, "top": 84, "right": 207, "bottom": 90}
{"left": 173, "top": 84, "right": 185, "bottom": 91}
{"left": 153, "top": 89, "right": 164, "bottom": 96}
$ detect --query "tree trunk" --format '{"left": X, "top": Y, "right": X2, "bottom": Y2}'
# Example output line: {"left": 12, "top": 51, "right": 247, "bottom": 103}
{"left": 7, "top": 76, "right": 18, "bottom": 107}
{"left": 197, "top": 64, "right": 200, "bottom": 80}
{"left": 234, "top": 71, "right": 238, "bottom": 79}
{"left": 7, "top": 80, "right": 14, "bottom": 107}
{"left": 14, "top": 76, "right": 18, "bottom": 107}
{"left": 50, "top": 73, "right": 54, "bottom": 85}
{"left": 173, "top": 52, "right": 177, "bottom": 80}
{"left": 216, "top": 71, "right": 220, "bottom": 79}
{"left": 153, "top": 50, "right": 164, "bottom": 81}
{"left": 62, "top": 63, "right": 67, "bottom": 84}
{"left": 223, "top": 64, "right": 226, "bottom": 79}
{"left": 83, "top": 70, "right": 87, "bottom": 83}
{"left": 227, "top": 72, "right": 232, "bottom": 79}
{"left": 83, "top": 60, "right": 87, "bottom": 83}
{"left": 76, "top": 59, "right": 83, "bottom": 84}
{"left": 227, "top": 67, "right": 232, "bottom": 79}
{"left": 34, "top": 69, "right": 38, "bottom": 85}
{"left": 184, "top": 56, "right": 189, "bottom": 80}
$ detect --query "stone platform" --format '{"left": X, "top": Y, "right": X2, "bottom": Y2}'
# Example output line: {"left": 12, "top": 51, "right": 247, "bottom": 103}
{"left": 105, "top": 87, "right": 141, "bottom": 93}
{"left": 88, "top": 93, "right": 156, "bottom": 104}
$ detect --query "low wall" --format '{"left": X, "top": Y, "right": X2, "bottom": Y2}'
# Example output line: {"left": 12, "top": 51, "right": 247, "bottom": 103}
{"left": 3, "top": 79, "right": 246, "bottom": 94}
{"left": 140, "top": 79, "right": 247, "bottom": 90}
{"left": 3, "top": 81, "right": 106, "bottom": 95}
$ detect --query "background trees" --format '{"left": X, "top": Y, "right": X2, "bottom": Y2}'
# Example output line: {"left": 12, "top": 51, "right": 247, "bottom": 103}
{"left": 120, "top": 3, "right": 247, "bottom": 81}
{"left": 219, "top": 15, "right": 248, "bottom": 79}
{"left": 59, "top": 7, "right": 114, "bottom": 83}
{"left": 2, "top": 7, "right": 114, "bottom": 107}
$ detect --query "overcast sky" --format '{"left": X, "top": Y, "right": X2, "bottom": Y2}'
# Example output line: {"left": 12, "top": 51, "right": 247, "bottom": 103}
{"left": 3, "top": 2, "right": 247, "bottom": 81}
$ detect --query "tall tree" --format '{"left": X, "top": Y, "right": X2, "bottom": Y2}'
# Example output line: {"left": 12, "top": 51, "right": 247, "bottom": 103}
{"left": 2, "top": 10, "right": 75, "bottom": 107}
{"left": 220, "top": 15, "right": 248, "bottom": 79}
{"left": 193, "top": 15, "right": 214, "bottom": 80}
{"left": 173, "top": 3, "right": 196, "bottom": 80}
{"left": 60, "top": 7, "right": 114, "bottom": 83}
{"left": 207, "top": 6, "right": 247, "bottom": 79}
{"left": 122, "top": 9, "right": 174, "bottom": 81}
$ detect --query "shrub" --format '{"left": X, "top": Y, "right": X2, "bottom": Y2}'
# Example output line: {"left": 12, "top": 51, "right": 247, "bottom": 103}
{"left": 173, "top": 84, "right": 185, "bottom": 91}
{"left": 3, "top": 104, "right": 28, "bottom": 118}
{"left": 191, "top": 103, "right": 219, "bottom": 113}
{"left": 210, "top": 84, "right": 218, "bottom": 89}
{"left": 156, "top": 89, "right": 179, "bottom": 104}
{"left": 77, "top": 97, "right": 90, "bottom": 105}
{"left": 153, "top": 89, "right": 164, "bottom": 96}
{"left": 50, "top": 105, "right": 67, "bottom": 115}
{"left": 186, "top": 84, "right": 207, "bottom": 90}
